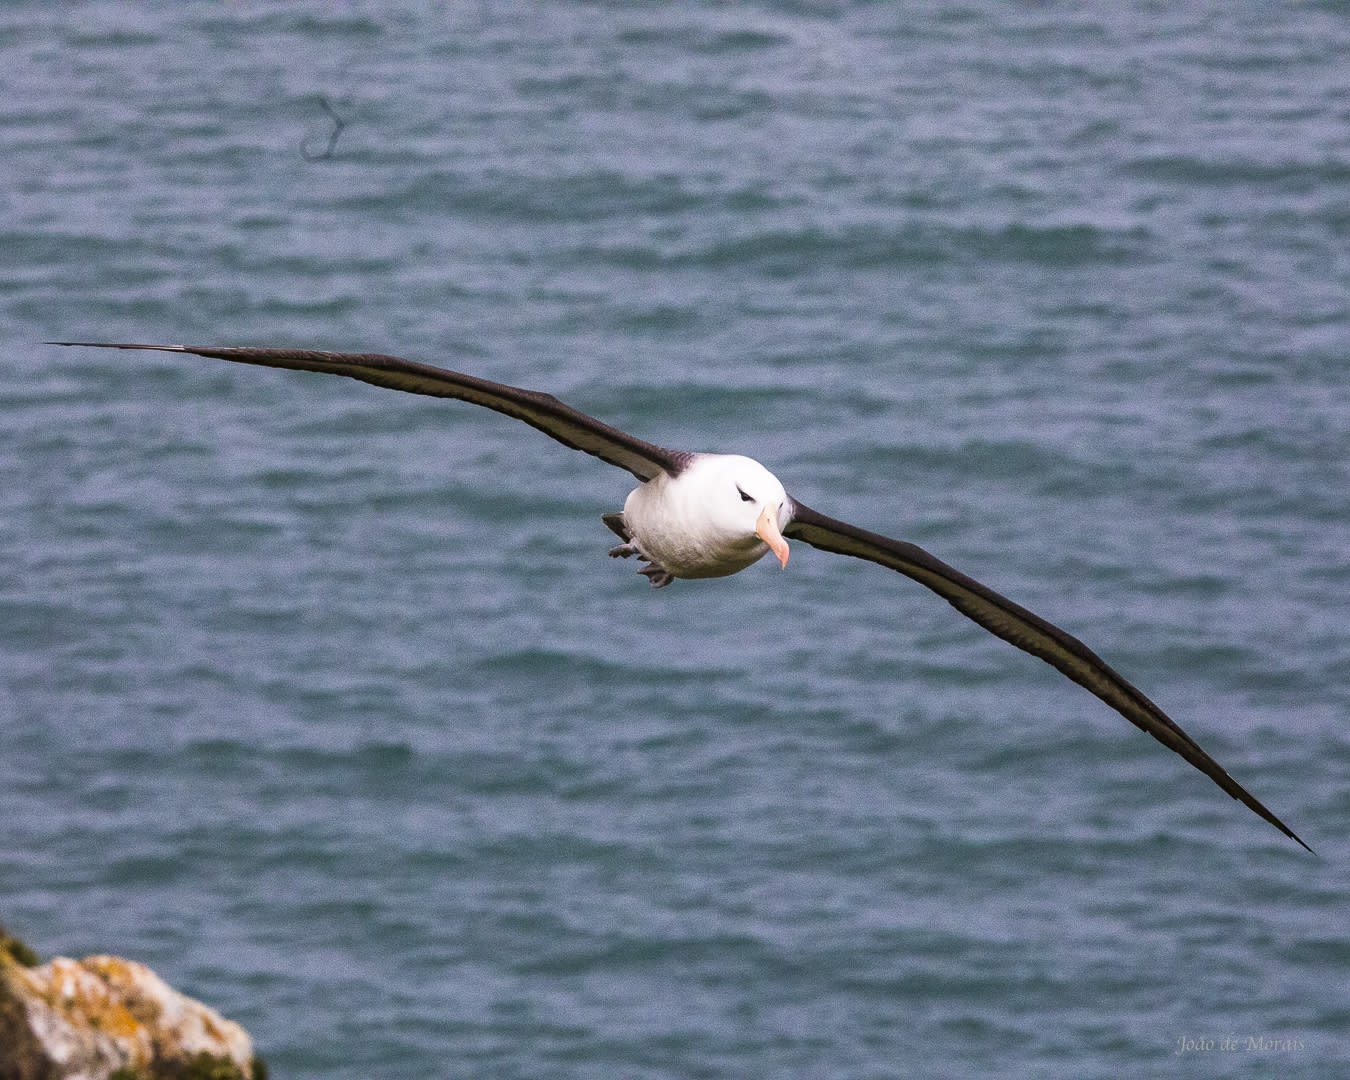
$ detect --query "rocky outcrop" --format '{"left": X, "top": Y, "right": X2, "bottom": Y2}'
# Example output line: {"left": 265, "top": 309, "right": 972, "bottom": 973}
{"left": 0, "top": 924, "right": 263, "bottom": 1080}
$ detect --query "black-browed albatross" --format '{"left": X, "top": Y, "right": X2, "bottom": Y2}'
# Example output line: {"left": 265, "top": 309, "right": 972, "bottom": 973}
{"left": 50, "top": 341, "right": 1310, "bottom": 852}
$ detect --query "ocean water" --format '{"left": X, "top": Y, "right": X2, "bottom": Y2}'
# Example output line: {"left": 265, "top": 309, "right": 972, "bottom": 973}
{"left": 3, "top": 2, "right": 1349, "bottom": 1077}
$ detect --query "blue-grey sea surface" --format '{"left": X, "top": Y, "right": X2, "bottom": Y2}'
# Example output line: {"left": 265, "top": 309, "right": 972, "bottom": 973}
{"left": 3, "top": 3, "right": 1349, "bottom": 1078}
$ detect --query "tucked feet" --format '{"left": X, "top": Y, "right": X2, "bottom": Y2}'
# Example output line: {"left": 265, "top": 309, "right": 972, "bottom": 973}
{"left": 607, "top": 542, "right": 675, "bottom": 588}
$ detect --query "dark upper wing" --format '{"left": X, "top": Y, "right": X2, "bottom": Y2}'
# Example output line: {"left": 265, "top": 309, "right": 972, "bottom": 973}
{"left": 48, "top": 342, "right": 689, "bottom": 482}
{"left": 784, "top": 498, "right": 1310, "bottom": 852}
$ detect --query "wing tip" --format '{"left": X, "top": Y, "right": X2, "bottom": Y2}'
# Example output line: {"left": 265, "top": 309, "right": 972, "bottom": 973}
{"left": 47, "top": 341, "right": 187, "bottom": 351}
{"left": 1221, "top": 781, "right": 1313, "bottom": 854}
{"left": 1270, "top": 816, "right": 1315, "bottom": 855}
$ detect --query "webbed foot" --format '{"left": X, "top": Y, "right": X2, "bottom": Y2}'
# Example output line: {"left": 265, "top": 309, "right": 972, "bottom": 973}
{"left": 606, "top": 542, "right": 675, "bottom": 587}
{"left": 639, "top": 565, "right": 675, "bottom": 588}
{"left": 603, "top": 515, "right": 673, "bottom": 586}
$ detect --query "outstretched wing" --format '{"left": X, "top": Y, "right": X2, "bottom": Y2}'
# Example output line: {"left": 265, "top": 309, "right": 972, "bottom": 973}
{"left": 48, "top": 342, "right": 689, "bottom": 482}
{"left": 784, "top": 498, "right": 1310, "bottom": 852}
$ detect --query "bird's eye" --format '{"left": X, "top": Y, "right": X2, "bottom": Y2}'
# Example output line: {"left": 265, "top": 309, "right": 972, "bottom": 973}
{"left": 736, "top": 486, "right": 754, "bottom": 503}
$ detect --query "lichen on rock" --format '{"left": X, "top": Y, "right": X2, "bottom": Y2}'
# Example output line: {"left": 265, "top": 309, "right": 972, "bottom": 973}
{"left": 0, "top": 928, "right": 261, "bottom": 1080}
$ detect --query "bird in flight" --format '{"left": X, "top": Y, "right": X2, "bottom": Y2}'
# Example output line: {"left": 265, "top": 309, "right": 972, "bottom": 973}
{"left": 49, "top": 341, "right": 1310, "bottom": 852}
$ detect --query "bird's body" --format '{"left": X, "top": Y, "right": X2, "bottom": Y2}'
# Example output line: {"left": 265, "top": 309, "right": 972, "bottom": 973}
{"left": 48, "top": 340, "right": 1311, "bottom": 852}
{"left": 610, "top": 454, "right": 791, "bottom": 585}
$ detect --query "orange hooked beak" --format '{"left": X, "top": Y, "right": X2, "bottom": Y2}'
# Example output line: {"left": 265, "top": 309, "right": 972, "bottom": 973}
{"left": 756, "top": 503, "right": 790, "bottom": 569}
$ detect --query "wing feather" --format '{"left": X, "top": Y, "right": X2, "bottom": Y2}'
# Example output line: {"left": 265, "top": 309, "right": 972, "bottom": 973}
{"left": 785, "top": 499, "right": 1311, "bottom": 852}
{"left": 48, "top": 342, "right": 688, "bottom": 481}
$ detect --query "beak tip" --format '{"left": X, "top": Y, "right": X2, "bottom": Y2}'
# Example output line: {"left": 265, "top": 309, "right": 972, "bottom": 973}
{"left": 755, "top": 503, "right": 790, "bottom": 570}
